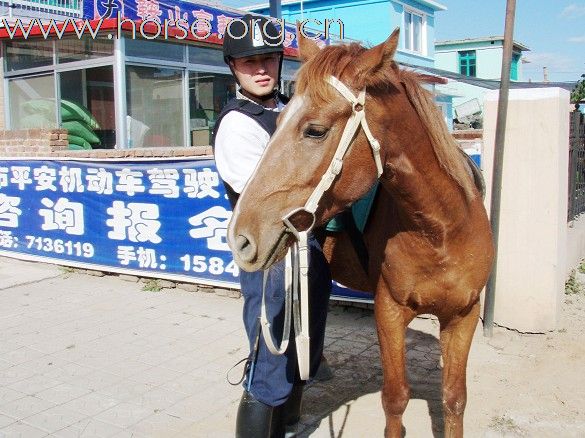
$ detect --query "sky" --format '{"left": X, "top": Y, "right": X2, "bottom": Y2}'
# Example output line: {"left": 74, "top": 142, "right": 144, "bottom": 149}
{"left": 435, "top": 0, "right": 584, "bottom": 83}
{"left": 218, "top": 0, "right": 585, "bottom": 83}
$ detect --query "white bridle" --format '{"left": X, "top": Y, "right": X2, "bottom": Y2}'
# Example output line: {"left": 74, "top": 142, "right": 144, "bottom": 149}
{"left": 260, "top": 75, "right": 384, "bottom": 380}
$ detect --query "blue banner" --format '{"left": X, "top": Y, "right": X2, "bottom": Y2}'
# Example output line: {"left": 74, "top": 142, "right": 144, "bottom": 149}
{"left": 0, "top": 158, "right": 239, "bottom": 287}
{"left": 0, "top": 158, "right": 372, "bottom": 302}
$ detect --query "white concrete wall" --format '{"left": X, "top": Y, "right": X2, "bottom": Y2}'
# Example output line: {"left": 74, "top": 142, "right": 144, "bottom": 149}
{"left": 434, "top": 50, "right": 458, "bottom": 71}
{"left": 482, "top": 88, "right": 570, "bottom": 332}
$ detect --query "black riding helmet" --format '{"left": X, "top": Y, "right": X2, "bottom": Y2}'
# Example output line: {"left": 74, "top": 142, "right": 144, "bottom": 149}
{"left": 223, "top": 14, "right": 285, "bottom": 92}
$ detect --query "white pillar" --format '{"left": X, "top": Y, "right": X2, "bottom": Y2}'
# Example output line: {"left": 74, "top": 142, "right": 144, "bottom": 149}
{"left": 113, "top": 36, "right": 127, "bottom": 149}
{"left": 482, "top": 87, "right": 570, "bottom": 332}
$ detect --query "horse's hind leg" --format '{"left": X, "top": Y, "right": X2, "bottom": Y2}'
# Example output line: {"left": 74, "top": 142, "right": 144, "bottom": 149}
{"left": 439, "top": 302, "right": 480, "bottom": 438}
{"left": 374, "top": 292, "right": 415, "bottom": 438}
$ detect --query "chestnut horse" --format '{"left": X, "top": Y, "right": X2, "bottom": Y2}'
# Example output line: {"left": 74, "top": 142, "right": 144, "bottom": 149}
{"left": 228, "top": 28, "right": 494, "bottom": 438}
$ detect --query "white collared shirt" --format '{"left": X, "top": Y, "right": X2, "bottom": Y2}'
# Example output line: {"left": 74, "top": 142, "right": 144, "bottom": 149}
{"left": 214, "top": 90, "right": 285, "bottom": 194}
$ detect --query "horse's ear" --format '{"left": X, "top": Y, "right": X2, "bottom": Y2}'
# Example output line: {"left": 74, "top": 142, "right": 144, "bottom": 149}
{"left": 296, "top": 21, "right": 321, "bottom": 62}
{"left": 354, "top": 28, "right": 401, "bottom": 88}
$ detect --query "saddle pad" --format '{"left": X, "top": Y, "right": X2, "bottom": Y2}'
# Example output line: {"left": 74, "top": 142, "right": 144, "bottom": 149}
{"left": 326, "top": 183, "right": 379, "bottom": 233}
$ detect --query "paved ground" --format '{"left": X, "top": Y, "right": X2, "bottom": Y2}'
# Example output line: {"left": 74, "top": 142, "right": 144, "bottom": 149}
{"left": 0, "top": 256, "right": 584, "bottom": 437}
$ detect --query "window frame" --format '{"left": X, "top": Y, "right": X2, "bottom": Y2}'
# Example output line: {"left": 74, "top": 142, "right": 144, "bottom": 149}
{"left": 403, "top": 7, "right": 427, "bottom": 56}
{"left": 2, "top": 37, "right": 301, "bottom": 148}
{"left": 458, "top": 50, "right": 477, "bottom": 77}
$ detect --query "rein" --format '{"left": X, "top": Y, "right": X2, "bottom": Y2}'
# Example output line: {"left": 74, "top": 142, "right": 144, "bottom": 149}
{"left": 260, "top": 75, "right": 383, "bottom": 381}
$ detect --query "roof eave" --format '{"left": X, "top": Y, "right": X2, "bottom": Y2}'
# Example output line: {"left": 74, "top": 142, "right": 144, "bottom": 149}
{"left": 435, "top": 37, "right": 530, "bottom": 52}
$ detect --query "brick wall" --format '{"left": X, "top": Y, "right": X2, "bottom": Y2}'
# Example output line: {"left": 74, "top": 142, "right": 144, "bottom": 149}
{"left": 0, "top": 127, "right": 480, "bottom": 159}
{"left": 0, "top": 128, "right": 212, "bottom": 158}
{"left": 0, "top": 129, "right": 68, "bottom": 157}
{"left": 50, "top": 145, "right": 213, "bottom": 159}
{"left": 452, "top": 129, "right": 483, "bottom": 141}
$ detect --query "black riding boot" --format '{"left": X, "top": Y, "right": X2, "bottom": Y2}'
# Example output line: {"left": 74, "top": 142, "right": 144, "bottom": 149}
{"left": 270, "top": 384, "right": 304, "bottom": 438}
{"left": 236, "top": 391, "right": 274, "bottom": 438}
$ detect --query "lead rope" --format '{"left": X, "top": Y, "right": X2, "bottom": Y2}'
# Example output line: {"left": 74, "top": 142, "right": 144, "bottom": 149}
{"left": 260, "top": 249, "right": 293, "bottom": 355}
{"left": 259, "top": 75, "right": 384, "bottom": 382}
{"left": 260, "top": 234, "right": 311, "bottom": 380}
{"left": 294, "top": 232, "right": 310, "bottom": 380}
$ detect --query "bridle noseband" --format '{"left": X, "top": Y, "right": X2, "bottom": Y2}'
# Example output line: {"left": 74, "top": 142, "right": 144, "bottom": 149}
{"left": 260, "top": 75, "right": 384, "bottom": 381}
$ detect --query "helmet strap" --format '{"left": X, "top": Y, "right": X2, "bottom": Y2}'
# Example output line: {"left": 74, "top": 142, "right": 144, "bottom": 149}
{"left": 239, "top": 88, "right": 278, "bottom": 108}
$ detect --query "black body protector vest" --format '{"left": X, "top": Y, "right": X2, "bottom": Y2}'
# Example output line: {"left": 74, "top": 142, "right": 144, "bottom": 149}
{"left": 212, "top": 94, "right": 289, "bottom": 209}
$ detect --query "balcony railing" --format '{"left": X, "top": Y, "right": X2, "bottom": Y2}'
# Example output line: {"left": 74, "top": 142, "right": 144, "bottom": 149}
{"left": 0, "top": 0, "right": 83, "bottom": 20}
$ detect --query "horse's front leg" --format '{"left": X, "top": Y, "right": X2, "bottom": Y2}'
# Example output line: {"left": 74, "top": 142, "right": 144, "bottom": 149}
{"left": 374, "top": 289, "right": 415, "bottom": 438}
{"left": 439, "top": 301, "right": 480, "bottom": 438}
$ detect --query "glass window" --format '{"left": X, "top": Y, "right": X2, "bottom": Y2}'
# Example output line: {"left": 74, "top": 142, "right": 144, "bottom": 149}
{"left": 9, "top": 74, "right": 56, "bottom": 129}
{"left": 125, "top": 39, "right": 184, "bottom": 62}
{"left": 56, "top": 37, "right": 113, "bottom": 63}
{"left": 459, "top": 50, "right": 477, "bottom": 77}
{"left": 404, "top": 10, "right": 424, "bottom": 54}
{"left": 188, "top": 45, "right": 225, "bottom": 67}
{"left": 189, "top": 71, "right": 236, "bottom": 146}
{"left": 126, "top": 65, "right": 184, "bottom": 148}
{"left": 412, "top": 14, "right": 422, "bottom": 53}
{"left": 404, "top": 13, "right": 412, "bottom": 50}
{"left": 60, "top": 69, "right": 84, "bottom": 103}
{"left": 60, "top": 66, "right": 115, "bottom": 149}
{"left": 5, "top": 40, "right": 54, "bottom": 72}
{"left": 282, "top": 59, "right": 301, "bottom": 80}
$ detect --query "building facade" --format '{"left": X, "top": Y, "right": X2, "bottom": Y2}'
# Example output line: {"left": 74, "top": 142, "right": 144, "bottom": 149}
{"left": 434, "top": 36, "right": 530, "bottom": 116}
{"left": 246, "top": 0, "right": 447, "bottom": 68}
{"left": 0, "top": 0, "right": 458, "bottom": 145}
{"left": 0, "top": 0, "right": 304, "bottom": 150}
{"left": 247, "top": 0, "right": 454, "bottom": 128}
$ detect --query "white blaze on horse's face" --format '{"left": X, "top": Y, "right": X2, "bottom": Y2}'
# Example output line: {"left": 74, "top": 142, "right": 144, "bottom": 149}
{"left": 274, "top": 94, "right": 305, "bottom": 137}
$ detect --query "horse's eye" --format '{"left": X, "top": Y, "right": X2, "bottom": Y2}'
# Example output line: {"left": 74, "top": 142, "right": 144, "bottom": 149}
{"left": 304, "top": 125, "right": 329, "bottom": 139}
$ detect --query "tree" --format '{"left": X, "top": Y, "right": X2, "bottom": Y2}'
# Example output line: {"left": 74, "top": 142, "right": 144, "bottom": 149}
{"left": 572, "top": 74, "right": 585, "bottom": 104}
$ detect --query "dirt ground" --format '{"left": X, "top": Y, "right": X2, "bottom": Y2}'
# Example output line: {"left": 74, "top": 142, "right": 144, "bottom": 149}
{"left": 296, "top": 280, "right": 585, "bottom": 437}
{"left": 1, "top": 256, "right": 583, "bottom": 437}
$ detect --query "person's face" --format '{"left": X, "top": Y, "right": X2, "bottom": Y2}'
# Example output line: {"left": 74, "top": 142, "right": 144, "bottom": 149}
{"left": 231, "top": 53, "right": 280, "bottom": 97}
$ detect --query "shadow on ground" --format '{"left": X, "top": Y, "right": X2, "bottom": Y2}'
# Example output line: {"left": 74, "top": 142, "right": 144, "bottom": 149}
{"left": 299, "top": 305, "right": 444, "bottom": 437}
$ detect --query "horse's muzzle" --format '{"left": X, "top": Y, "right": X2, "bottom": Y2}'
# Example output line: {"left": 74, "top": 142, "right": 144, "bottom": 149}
{"left": 233, "top": 233, "right": 257, "bottom": 264}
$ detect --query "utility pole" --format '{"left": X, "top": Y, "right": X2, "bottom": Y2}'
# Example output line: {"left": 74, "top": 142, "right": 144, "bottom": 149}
{"left": 483, "top": 0, "right": 517, "bottom": 337}
{"left": 269, "top": 0, "right": 281, "bottom": 18}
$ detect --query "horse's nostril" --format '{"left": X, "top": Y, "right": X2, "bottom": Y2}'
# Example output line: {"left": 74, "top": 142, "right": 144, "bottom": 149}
{"left": 235, "top": 234, "right": 257, "bottom": 263}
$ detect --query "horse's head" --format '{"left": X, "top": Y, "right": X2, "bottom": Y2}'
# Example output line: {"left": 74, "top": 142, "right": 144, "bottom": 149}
{"left": 228, "top": 28, "right": 403, "bottom": 272}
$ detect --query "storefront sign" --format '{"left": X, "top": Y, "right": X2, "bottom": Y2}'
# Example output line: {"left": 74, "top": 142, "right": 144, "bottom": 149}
{"left": 84, "top": 0, "right": 327, "bottom": 50}
{"left": 0, "top": 158, "right": 372, "bottom": 302}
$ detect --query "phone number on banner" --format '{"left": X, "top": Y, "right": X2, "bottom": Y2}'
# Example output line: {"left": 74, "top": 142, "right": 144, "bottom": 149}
{"left": 24, "top": 235, "right": 95, "bottom": 258}
{"left": 179, "top": 254, "right": 239, "bottom": 277}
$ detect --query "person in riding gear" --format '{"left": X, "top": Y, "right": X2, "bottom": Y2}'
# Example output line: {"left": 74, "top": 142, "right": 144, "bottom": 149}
{"left": 213, "top": 14, "right": 332, "bottom": 438}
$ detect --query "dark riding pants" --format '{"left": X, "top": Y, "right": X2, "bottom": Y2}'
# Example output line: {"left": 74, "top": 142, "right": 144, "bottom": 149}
{"left": 239, "top": 235, "right": 331, "bottom": 406}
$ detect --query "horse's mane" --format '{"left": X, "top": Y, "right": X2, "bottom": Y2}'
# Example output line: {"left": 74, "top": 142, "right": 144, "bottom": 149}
{"left": 296, "top": 43, "right": 476, "bottom": 201}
